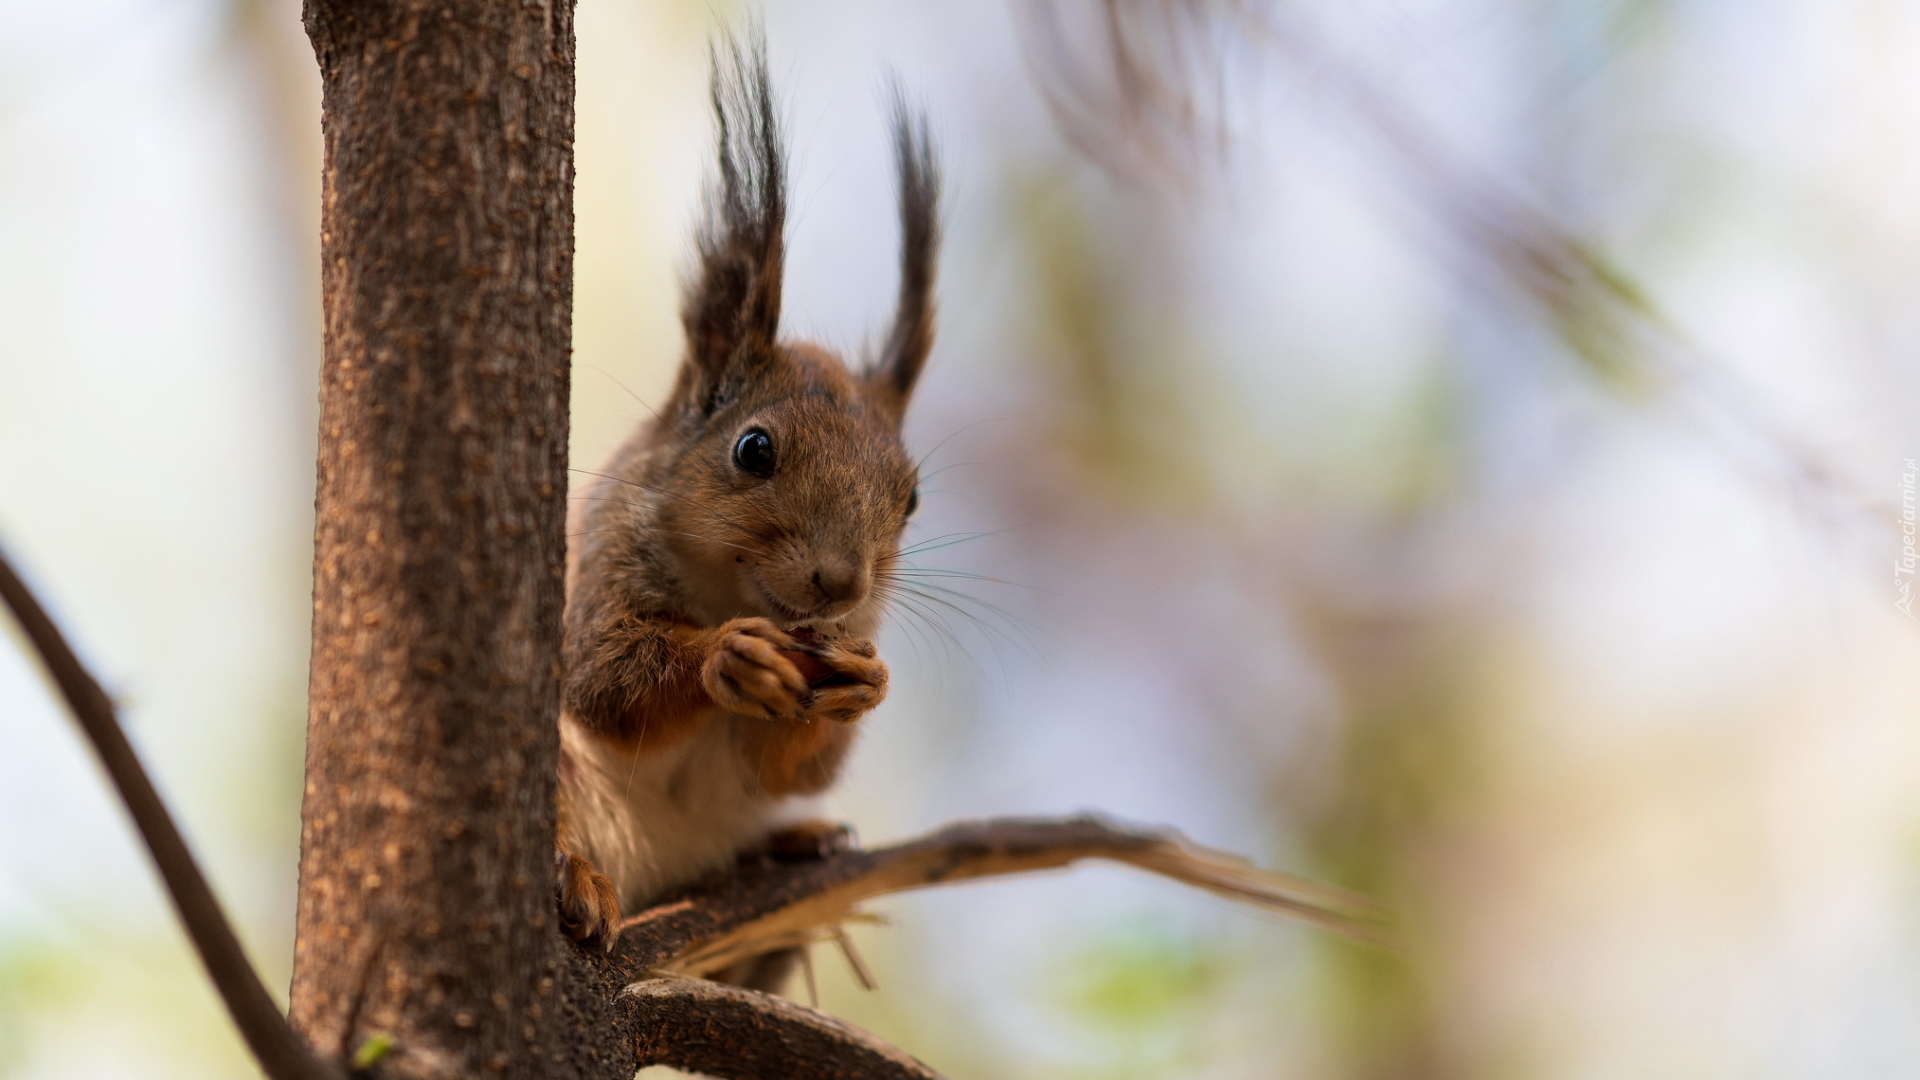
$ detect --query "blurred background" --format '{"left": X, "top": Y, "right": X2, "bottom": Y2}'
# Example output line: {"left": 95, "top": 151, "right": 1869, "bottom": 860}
{"left": 2, "top": 1, "right": 1918, "bottom": 1077}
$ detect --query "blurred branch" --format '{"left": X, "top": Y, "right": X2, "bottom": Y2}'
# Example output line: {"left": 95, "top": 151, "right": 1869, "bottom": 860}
{"left": 606, "top": 814, "right": 1391, "bottom": 982}
{"left": 1018, "top": 0, "right": 1893, "bottom": 528}
{"left": 1235, "top": 4, "right": 1892, "bottom": 525}
{"left": 0, "top": 543, "right": 343, "bottom": 1080}
{"left": 1016, "top": 0, "right": 1237, "bottom": 190}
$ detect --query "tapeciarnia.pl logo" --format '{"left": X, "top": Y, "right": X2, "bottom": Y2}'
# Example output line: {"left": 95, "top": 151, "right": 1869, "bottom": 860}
{"left": 1898, "top": 458, "right": 1916, "bottom": 617}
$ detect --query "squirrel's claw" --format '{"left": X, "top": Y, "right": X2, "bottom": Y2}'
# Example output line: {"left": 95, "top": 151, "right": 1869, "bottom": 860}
{"left": 556, "top": 849, "right": 621, "bottom": 951}
{"left": 704, "top": 617, "right": 810, "bottom": 720}
{"left": 702, "top": 620, "right": 888, "bottom": 725}
{"left": 794, "top": 637, "right": 888, "bottom": 723}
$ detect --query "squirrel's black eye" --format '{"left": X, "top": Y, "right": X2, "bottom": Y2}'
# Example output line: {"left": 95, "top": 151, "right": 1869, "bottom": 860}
{"left": 732, "top": 428, "right": 777, "bottom": 479}
{"left": 905, "top": 487, "right": 919, "bottom": 518}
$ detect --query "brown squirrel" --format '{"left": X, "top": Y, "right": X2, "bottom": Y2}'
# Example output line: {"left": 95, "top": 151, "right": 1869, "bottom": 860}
{"left": 552, "top": 36, "right": 939, "bottom": 959}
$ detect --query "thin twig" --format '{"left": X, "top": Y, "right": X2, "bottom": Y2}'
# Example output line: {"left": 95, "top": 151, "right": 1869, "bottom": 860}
{"left": 0, "top": 543, "right": 343, "bottom": 1080}
{"left": 830, "top": 926, "right": 878, "bottom": 992}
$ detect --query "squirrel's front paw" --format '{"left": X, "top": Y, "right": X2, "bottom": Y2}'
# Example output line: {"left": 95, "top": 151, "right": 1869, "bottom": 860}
{"left": 784, "top": 632, "right": 888, "bottom": 724}
{"left": 556, "top": 849, "right": 620, "bottom": 951}
{"left": 704, "top": 617, "right": 809, "bottom": 720}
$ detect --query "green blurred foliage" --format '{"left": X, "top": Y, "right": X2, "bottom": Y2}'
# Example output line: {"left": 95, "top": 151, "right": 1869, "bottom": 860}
{"left": 0, "top": 941, "right": 79, "bottom": 1072}
{"left": 1050, "top": 923, "right": 1226, "bottom": 1078}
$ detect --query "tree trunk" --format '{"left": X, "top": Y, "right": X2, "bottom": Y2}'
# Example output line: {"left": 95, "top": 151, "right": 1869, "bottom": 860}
{"left": 262, "top": 8, "right": 1365, "bottom": 1079}
{"left": 290, "top": 3, "right": 577, "bottom": 1078}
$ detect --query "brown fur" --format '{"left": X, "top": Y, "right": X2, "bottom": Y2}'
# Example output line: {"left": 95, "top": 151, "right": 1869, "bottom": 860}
{"left": 554, "top": 33, "right": 939, "bottom": 958}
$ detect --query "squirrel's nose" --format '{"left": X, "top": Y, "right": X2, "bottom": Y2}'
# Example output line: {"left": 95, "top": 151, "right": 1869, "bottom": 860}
{"left": 812, "top": 563, "right": 866, "bottom": 607}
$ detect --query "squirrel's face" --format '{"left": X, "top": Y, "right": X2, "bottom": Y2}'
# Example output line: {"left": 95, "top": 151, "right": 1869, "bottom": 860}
{"left": 660, "top": 343, "right": 919, "bottom": 630}
{"left": 633, "top": 50, "right": 937, "bottom": 632}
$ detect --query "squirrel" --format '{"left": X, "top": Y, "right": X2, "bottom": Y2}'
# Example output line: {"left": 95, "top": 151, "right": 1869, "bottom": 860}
{"left": 552, "top": 34, "right": 940, "bottom": 966}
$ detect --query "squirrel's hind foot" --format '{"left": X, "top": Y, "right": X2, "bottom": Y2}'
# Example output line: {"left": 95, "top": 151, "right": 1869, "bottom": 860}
{"left": 556, "top": 849, "right": 621, "bottom": 951}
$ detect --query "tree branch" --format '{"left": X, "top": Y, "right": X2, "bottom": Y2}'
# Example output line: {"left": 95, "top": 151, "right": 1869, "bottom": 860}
{"left": 606, "top": 814, "right": 1390, "bottom": 982}
{"left": 571, "top": 815, "right": 1386, "bottom": 1079}
{"left": 0, "top": 543, "right": 344, "bottom": 1080}
{"left": 626, "top": 977, "right": 944, "bottom": 1079}
{"left": 1022, "top": 0, "right": 1893, "bottom": 532}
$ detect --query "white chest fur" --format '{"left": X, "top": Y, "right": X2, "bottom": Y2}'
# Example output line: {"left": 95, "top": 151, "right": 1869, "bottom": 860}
{"left": 559, "top": 715, "right": 812, "bottom": 907}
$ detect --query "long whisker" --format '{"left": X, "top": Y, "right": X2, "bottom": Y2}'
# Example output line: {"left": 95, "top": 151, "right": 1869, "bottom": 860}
{"left": 911, "top": 417, "right": 1004, "bottom": 475}
{"left": 887, "top": 580, "right": 1046, "bottom": 671}
{"left": 874, "top": 581, "right": 974, "bottom": 672}
{"left": 896, "top": 581, "right": 1031, "bottom": 648}
{"left": 889, "top": 531, "right": 993, "bottom": 560}
{"left": 915, "top": 460, "right": 984, "bottom": 485}
{"left": 882, "top": 566, "right": 1052, "bottom": 593}
{"left": 568, "top": 495, "right": 655, "bottom": 511}
{"left": 569, "top": 467, "right": 682, "bottom": 500}
{"left": 675, "top": 533, "right": 763, "bottom": 557}
{"left": 869, "top": 581, "right": 939, "bottom": 671}
{"left": 888, "top": 518, "right": 1043, "bottom": 562}
{"left": 576, "top": 363, "right": 664, "bottom": 424}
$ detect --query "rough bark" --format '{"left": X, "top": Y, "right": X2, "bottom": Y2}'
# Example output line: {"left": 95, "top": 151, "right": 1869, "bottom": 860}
{"left": 626, "top": 978, "right": 943, "bottom": 1080}
{"left": 291, "top": 3, "right": 577, "bottom": 1078}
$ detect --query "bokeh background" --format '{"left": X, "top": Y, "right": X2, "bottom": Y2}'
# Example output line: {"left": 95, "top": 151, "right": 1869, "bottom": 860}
{"left": 3, "top": 1, "right": 1918, "bottom": 1077}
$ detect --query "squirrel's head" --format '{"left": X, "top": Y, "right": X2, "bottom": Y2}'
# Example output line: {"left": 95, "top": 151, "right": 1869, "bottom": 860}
{"left": 646, "top": 35, "right": 939, "bottom": 631}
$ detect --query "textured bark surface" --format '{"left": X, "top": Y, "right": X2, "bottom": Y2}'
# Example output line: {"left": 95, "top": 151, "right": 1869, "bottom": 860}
{"left": 626, "top": 979, "right": 943, "bottom": 1080}
{"left": 291, "top": 3, "right": 578, "bottom": 1077}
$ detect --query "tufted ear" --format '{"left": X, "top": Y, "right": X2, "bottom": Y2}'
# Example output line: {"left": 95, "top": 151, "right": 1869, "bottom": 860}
{"left": 867, "top": 89, "right": 941, "bottom": 419}
{"left": 680, "top": 32, "right": 786, "bottom": 416}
